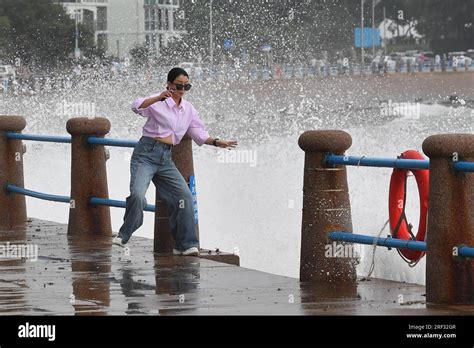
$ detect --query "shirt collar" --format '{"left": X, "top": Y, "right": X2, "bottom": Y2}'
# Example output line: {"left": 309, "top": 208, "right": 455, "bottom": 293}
{"left": 165, "top": 95, "right": 185, "bottom": 111}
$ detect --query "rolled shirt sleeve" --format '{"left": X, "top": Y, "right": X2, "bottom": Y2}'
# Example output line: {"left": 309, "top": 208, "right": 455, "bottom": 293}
{"left": 131, "top": 92, "right": 162, "bottom": 117}
{"left": 186, "top": 108, "right": 210, "bottom": 147}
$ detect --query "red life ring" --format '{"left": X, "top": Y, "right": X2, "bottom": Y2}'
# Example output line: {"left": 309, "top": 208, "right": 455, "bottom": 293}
{"left": 388, "top": 150, "right": 429, "bottom": 262}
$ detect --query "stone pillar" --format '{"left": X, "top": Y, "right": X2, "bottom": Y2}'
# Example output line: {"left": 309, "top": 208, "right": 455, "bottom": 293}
{"left": 423, "top": 134, "right": 474, "bottom": 304}
{"left": 66, "top": 117, "right": 112, "bottom": 236}
{"left": 298, "top": 130, "right": 357, "bottom": 290}
{"left": 0, "top": 116, "right": 27, "bottom": 229}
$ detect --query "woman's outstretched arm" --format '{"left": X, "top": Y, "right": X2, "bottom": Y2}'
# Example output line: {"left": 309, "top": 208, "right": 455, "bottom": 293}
{"left": 203, "top": 137, "right": 238, "bottom": 149}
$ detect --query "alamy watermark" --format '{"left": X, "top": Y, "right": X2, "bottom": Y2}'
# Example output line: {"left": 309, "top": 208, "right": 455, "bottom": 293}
{"left": 217, "top": 149, "right": 257, "bottom": 167}
{"left": 380, "top": 100, "right": 421, "bottom": 119}
{"left": 325, "top": 241, "right": 361, "bottom": 259}
{"left": 18, "top": 322, "right": 55, "bottom": 341}
{"left": 0, "top": 242, "right": 38, "bottom": 262}
{"left": 55, "top": 100, "right": 96, "bottom": 117}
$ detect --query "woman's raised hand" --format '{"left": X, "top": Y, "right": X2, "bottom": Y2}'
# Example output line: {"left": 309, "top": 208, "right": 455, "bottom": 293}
{"left": 158, "top": 90, "right": 174, "bottom": 101}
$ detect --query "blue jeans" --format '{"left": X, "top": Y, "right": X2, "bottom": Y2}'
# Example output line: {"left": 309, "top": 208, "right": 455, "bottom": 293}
{"left": 118, "top": 136, "right": 198, "bottom": 251}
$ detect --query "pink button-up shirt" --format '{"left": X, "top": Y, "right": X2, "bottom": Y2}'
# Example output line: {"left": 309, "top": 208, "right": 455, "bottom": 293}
{"left": 131, "top": 91, "right": 210, "bottom": 146}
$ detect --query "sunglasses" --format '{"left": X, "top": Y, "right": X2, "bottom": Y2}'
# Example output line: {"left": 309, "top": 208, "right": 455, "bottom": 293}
{"left": 170, "top": 82, "right": 192, "bottom": 91}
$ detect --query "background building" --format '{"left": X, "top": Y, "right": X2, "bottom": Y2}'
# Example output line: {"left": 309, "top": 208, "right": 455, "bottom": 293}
{"left": 107, "top": 0, "right": 186, "bottom": 58}
{"left": 57, "top": 0, "right": 109, "bottom": 53}
{"left": 58, "top": 0, "right": 186, "bottom": 58}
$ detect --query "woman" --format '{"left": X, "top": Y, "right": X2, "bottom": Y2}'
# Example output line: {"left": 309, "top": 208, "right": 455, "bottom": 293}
{"left": 113, "top": 67, "right": 238, "bottom": 256}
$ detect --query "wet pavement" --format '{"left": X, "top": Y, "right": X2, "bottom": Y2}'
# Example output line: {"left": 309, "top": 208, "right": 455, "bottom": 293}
{"left": 0, "top": 218, "right": 473, "bottom": 315}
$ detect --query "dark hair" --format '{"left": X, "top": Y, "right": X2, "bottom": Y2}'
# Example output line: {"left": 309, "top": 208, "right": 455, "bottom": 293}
{"left": 167, "top": 67, "right": 189, "bottom": 83}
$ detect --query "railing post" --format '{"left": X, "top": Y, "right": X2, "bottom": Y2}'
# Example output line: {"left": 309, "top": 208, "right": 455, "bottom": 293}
{"left": 298, "top": 130, "right": 357, "bottom": 289}
{"left": 0, "top": 116, "right": 27, "bottom": 229}
{"left": 66, "top": 117, "right": 112, "bottom": 236}
{"left": 154, "top": 135, "right": 199, "bottom": 253}
{"left": 422, "top": 134, "right": 474, "bottom": 304}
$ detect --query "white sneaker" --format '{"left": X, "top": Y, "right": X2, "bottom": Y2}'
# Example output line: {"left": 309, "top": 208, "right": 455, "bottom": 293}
{"left": 112, "top": 236, "right": 126, "bottom": 247}
{"left": 173, "top": 247, "right": 200, "bottom": 256}
{"left": 182, "top": 247, "right": 200, "bottom": 256}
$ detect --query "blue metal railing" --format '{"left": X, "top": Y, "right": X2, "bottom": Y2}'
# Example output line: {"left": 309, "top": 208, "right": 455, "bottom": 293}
{"left": 5, "top": 132, "right": 141, "bottom": 148}
{"left": 7, "top": 132, "right": 472, "bottom": 174}
{"left": 6, "top": 184, "right": 70, "bottom": 203}
{"left": 325, "top": 154, "right": 474, "bottom": 172}
{"left": 458, "top": 246, "right": 474, "bottom": 258}
{"left": 325, "top": 154, "right": 429, "bottom": 170}
{"left": 329, "top": 232, "right": 474, "bottom": 258}
{"left": 6, "top": 132, "right": 72, "bottom": 144}
{"left": 4, "top": 132, "right": 155, "bottom": 212}
{"left": 87, "top": 136, "right": 138, "bottom": 148}
{"left": 329, "top": 232, "right": 427, "bottom": 251}
{"left": 89, "top": 197, "right": 155, "bottom": 212}
{"left": 6, "top": 184, "right": 156, "bottom": 212}
{"left": 453, "top": 161, "right": 474, "bottom": 173}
